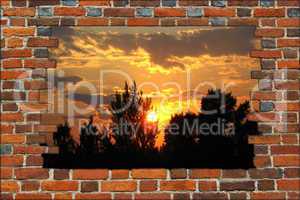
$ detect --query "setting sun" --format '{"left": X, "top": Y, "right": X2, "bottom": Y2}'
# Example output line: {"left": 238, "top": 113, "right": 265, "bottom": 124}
{"left": 147, "top": 111, "right": 158, "bottom": 122}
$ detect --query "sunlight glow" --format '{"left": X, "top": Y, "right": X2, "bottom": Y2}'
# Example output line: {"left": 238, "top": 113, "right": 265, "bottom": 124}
{"left": 147, "top": 111, "right": 158, "bottom": 122}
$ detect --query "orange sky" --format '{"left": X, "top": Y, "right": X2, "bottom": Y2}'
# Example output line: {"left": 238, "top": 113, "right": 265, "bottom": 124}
{"left": 50, "top": 27, "right": 259, "bottom": 144}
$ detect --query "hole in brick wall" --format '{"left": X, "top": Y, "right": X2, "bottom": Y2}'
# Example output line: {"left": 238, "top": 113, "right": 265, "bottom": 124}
{"left": 43, "top": 26, "right": 261, "bottom": 169}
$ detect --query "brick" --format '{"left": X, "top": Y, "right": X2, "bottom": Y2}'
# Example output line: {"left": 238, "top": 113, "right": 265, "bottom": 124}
{"left": 15, "top": 168, "right": 49, "bottom": 180}
{"left": 29, "top": 0, "right": 60, "bottom": 6}
{"left": 249, "top": 135, "right": 281, "bottom": 144}
{"left": 261, "top": 0, "right": 275, "bottom": 7}
{"left": 198, "top": 181, "right": 217, "bottom": 191}
{"left": 3, "top": 102, "right": 18, "bottom": 111}
{"left": 220, "top": 181, "right": 255, "bottom": 191}
{"left": 277, "top": 180, "right": 300, "bottom": 191}
{"left": 15, "top": 193, "right": 51, "bottom": 200}
{"left": 54, "top": 169, "right": 69, "bottom": 180}
{"left": 187, "top": 7, "right": 203, "bottom": 17}
{"left": 1, "top": 91, "right": 26, "bottom": 100}
{"left": 278, "top": 0, "right": 300, "bottom": 6}
{"left": 75, "top": 193, "right": 111, "bottom": 200}
{"left": 81, "top": 181, "right": 98, "bottom": 192}
{"left": 77, "top": 18, "right": 108, "bottom": 26}
{"left": 160, "top": 19, "right": 176, "bottom": 26}
{"left": 26, "top": 155, "right": 43, "bottom": 166}
{"left": 284, "top": 91, "right": 299, "bottom": 101}
{"left": 275, "top": 81, "right": 299, "bottom": 90}
{"left": 228, "top": 0, "right": 258, "bottom": 6}
{"left": 193, "top": 192, "right": 227, "bottom": 200}
{"left": 255, "top": 28, "right": 284, "bottom": 37}
{"left": 1, "top": 113, "right": 24, "bottom": 122}
{"left": 170, "top": 169, "right": 187, "bottom": 179}
{"left": 254, "top": 156, "right": 272, "bottom": 168}
{"left": 102, "top": 181, "right": 137, "bottom": 192}
{"left": 155, "top": 8, "right": 186, "bottom": 17}
{"left": 27, "top": 38, "right": 58, "bottom": 47}
{"left": 62, "top": 0, "right": 78, "bottom": 6}
{"left": 211, "top": 0, "right": 226, "bottom": 7}
{"left": 251, "top": 50, "right": 282, "bottom": 58}
{"left": 260, "top": 102, "right": 274, "bottom": 112}
{"left": 111, "top": 170, "right": 129, "bottom": 179}
{"left": 277, "top": 19, "right": 300, "bottom": 27}
{"left": 274, "top": 155, "right": 300, "bottom": 167}
{"left": 130, "top": 0, "right": 160, "bottom": 7}
{"left": 0, "top": 144, "right": 12, "bottom": 155}
{"left": 190, "top": 169, "right": 221, "bottom": 178}
{"left": 287, "top": 29, "right": 300, "bottom": 37}
{"left": 1, "top": 135, "right": 25, "bottom": 144}
{"left": 136, "top": 8, "right": 152, "bottom": 17}
{"left": 261, "top": 39, "right": 276, "bottom": 48}
{"left": 13, "top": 146, "right": 45, "bottom": 154}
{"left": 38, "top": 7, "right": 53, "bottom": 16}
{"left": 271, "top": 145, "right": 300, "bottom": 155}
{"left": 7, "top": 38, "right": 23, "bottom": 48}
{"left": 1, "top": 49, "right": 32, "bottom": 58}
{"left": 237, "top": 8, "right": 251, "bottom": 17}
{"left": 41, "top": 181, "right": 78, "bottom": 191}
{"left": 28, "top": 18, "right": 60, "bottom": 26}
{"left": 254, "top": 8, "right": 285, "bottom": 17}
{"left": 261, "top": 19, "right": 275, "bottom": 27}
{"left": 162, "top": 0, "right": 176, "bottom": 7}
{"left": 140, "top": 180, "right": 157, "bottom": 192}
{"left": 209, "top": 17, "right": 226, "bottom": 26}
{"left": 21, "top": 181, "right": 40, "bottom": 191}
{"left": 3, "top": 28, "right": 35, "bottom": 37}
{"left": 10, "top": 18, "right": 25, "bottom": 26}
{"left": 261, "top": 60, "right": 275, "bottom": 69}
{"left": 0, "top": 168, "right": 13, "bottom": 179}
{"left": 54, "top": 7, "right": 85, "bottom": 16}
{"left": 104, "top": 8, "right": 134, "bottom": 17}
{"left": 284, "top": 168, "right": 300, "bottom": 178}
{"left": 73, "top": 169, "right": 108, "bottom": 179}
{"left": 278, "top": 60, "right": 300, "bottom": 69}
{"left": 258, "top": 180, "right": 275, "bottom": 191}
{"left": 79, "top": 0, "right": 110, "bottom": 6}
{"left": 1, "top": 155, "right": 24, "bottom": 166}
{"left": 178, "top": 0, "right": 208, "bottom": 6}
{"left": 12, "top": 0, "right": 27, "bottom": 7}
{"left": 222, "top": 169, "right": 247, "bottom": 178}
{"left": 34, "top": 49, "right": 49, "bottom": 58}
{"left": 0, "top": 125, "right": 14, "bottom": 134}
{"left": 177, "top": 18, "right": 209, "bottom": 26}
{"left": 278, "top": 39, "right": 300, "bottom": 47}
{"left": 135, "top": 193, "right": 171, "bottom": 200}
{"left": 113, "top": 0, "right": 129, "bottom": 7}
{"left": 2, "top": 59, "right": 22, "bottom": 68}
{"left": 4, "top": 8, "right": 35, "bottom": 16}
{"left": 288, "top": 8, "right": 300, "bottom": 17}
{"left": 228, "top": 18, "right": 258, "bottom": 26}
{"left": 24, "top": 59, "right": 56, "bottom": 68}
{"left": 160, "top": 180, "right": 196, "bottom": 191}
{"left": 251, "top": 192, "right": 285, "bottom": 200}
{"left": 114, "top": 193, "right": 132, "bottom": 200}
{"left": 173, "top": 193, "right": 190, "bottom": 200}
{"left": 1, "top": 181, "right": 20, "bottom": 192}
{"left": 249, "top": 168, "right": 282, "bottom": 179}
{"left": 132, "top": 169, "right": 167, "bottom": 179}
{"left": 87, "top": 7, "right": 102, "bottom": 17}
{"left": 230, "top": 193, "right": 247, "bottom": 200}
{"left": 204, "top": 8, "right": 235, "bottom": 17}
{"left": 128, "top": 18, "right": 158, "bottom": 26}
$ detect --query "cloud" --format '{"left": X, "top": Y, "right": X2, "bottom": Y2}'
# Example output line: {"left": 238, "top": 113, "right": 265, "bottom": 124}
{"left": 52, "top": 27, "right": 256, "bottom": 70}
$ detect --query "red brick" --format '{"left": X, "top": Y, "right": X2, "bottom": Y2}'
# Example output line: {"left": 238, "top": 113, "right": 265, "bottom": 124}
{"left": 29, "top": 0, "right": 60, "bottom": 6}
{"left": 247, "top": 113, "right": 280, "bottom": 122}
{"left": 258, "top": 180, "right": 275, "bottom": 191}
{"left": 135, "top": 193, "right": 171, "bottom": 200}
{"left": 54, "top": 169, "right": 69, "bottom": 180}
{"left": 28, "top": 18, "right": 60, "bottom": 26}
{"left": 177, "top": 18, "right": 209, "bottom": 26}
{"left": 249, "top": 135, "right": 281, "bottom": 144}
{"left": 251, "top": 91, "right": 279, "bottom": 100}
{"left": 277, "top": 19, "right": 300, "bottom": 27}
{"left": 104, "top": 8, "right": 134, "bottom": 17}
{"left": 249, "top": 169, "right": 282, "bottom": 179}
{"left": 190, "top": 169, "right": 221, "bottom": 178}
{"left": 275, "top": 81, "right": 300, "bottom": 90}
{"left": 220, "top": 181, "right": 255, "bottom": 191}
{"left": 54, "top": 7, "right": 85, "bottom": 16}
{"left": 1, "top": 135, "right": 25, "bottom": 144}
{"left": 128, "top": 18, "right": 159, "bottom": 26}
{"left": 114, "top": 193, "right": 132, "bottom": 200}
{"left": 79, "top": 0, "right": 111, "bottom": 6}
{"left": 278, "top": 0, "right": 300, "bottom": 6}
{"left": 1, "top": 168, "right": 13, "bottom": 179}
{"left": 27, "top": 38, "right": 58, "bottom": 47}
{"left": 160, "top": 180, "right": 196, "bottom": 191}
{"left": 110, "top": 18, "right": 125, "bottom": 26}
{"left": 1, "top": 181, "right": 20, "bottom": 192}
{"left": 261, "top": 19, "right": 276, "bottom": 27}
{"left": 274, "top": 156, "right": 300, "bottom": 167}
{"left": 140, "top": 180, "right": 157, "bottom": 192}
{"left": 75, "top": 193, "right": 111, "bottom": 200}
{"left": 254, "top": 8, "right": 285, "bottom": 17}
{"left": 15, "top": 168, "right": 49, "bottom": 180}
{"left": 7, "top": 38, "right": 23, "bottom": 48}
{"left": 24, "top": 59, "right": 56, "bottom": 68}
{"left": 277, "top": 180, "right": 300, "bottom": 191}
{"left": 155, "top": 8, "right": 186, "bottom": 17}
{"left": 278, "top": 39, "right": 300, "bottom": 47}
{"left": 178, "top": 0, "right": 208, "bottom": 6}
{"left": 251, "top": 192, "right": 285, "bottom": 200}
{"left": 14, "top": 145, "right": 46, "bottom": 154}
{"left": 111, "top": 170, "right": 129, "bottom": 179}
{"left": 1, "top": 113, "right": 24, "bottom": 122}
{"left": 193, "top": 193, "right": 228, "bottom": 200}
{"left": 228, "top": 0, "right": 258, "bottom": 6}
{"left": 132, "top": 169, "right": 167, "bottom": 179}
{"left": 170, "top": 169, "right": 187, "bottom": 179}
{"left": 254, "top": 156, "right": 272, "bottom": 168}
{"left": 15, "top": 193, "right": 51, "bottom": 200}
{"left": 222, "top": 169, "right": 247, "bottom": 178}
{"left": 3, "top": 8, "right": 35, "bottom": 16}
{"left": 3, "top": 28, "right": 35, "bottom": 37}
{"left": 276, "top": 103, "right": 300, "bottom": 111}
{"left": 26, "top": 155, "right": 43, "bottom": 166}
{"left": 255, "top": 28, "right": 284, "bottom": 37}
{"left": 21, "top": 181, "right": 40, "bottom": 191}
{"left": 284, "top": 168, "right": 300, "bottom": 178}
{"left": 228, "top": 18, "right": 258, "bottom": 26}
{"left": 204, "top": 8, "right": 235, "bottom": 17}
{"left": 278, "top": 60, "right": 300, "bottom": 69}
{"left": 198, "top": 181, "right": 217, "bottom": 191}
{"left": 251, "top": 50, "right": 282, "bottom": 58}
{"left": 77, "top": 18, "right": 108, "bottom": 26}
{"left": 54, "top": 193, "right": 73, "bottom": 200}
{"left": 101, "top": 181, "right": 137, "bottom": 192}
{"left": 41, "top": 181, "right": 78, "bottom": 191}
{"left": 1, "top": 49, "right": 32, "bottom": 58}
{"left": 73, "top": 169, "right": 108, "bottom": 180}
{"left": 0, "top": 125, "right": 14, "bottom": 134}
{"left": 10, "top": 18, "right": 25, "bottom": 26}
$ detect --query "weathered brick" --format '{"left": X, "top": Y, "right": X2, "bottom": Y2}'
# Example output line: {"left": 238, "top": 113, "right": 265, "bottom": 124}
{"left": 113, "top": 0, "right": 129, "bottom": 7}
{"left": 209, "top": 17, "right": 226, "bottom": 26}
{"left": 81, "top": 181, "right": 98, "bottom": 192}
{"left": 255, "top": 28, "right": 284, "bottom": 37}
{"left": 254, "top": 8, "right": 285, "bottom": 17}
{"left": 178, "top": 0, "right": 208, "bottom": 6}
{"left": 27, "top": 38, "right": 58, "bottom": 47}
{"left": 128, "top": 18, "right": 159, "bottom": 26}
{"left": 139, "top": 180, "right": 157, "bottom": 192}
{"left": 258, "top": 180, "right": 275, "bottom": 191}
{"left": 220, "top": 181, "right": 255, "bottom": 191}
{"left": 198, "top": 181, "right": 217, "bottom": 191}
{"left": 73, "top": 169, "right": 108, "bottom": 180}
{"left": 212, "top": 0, "right": 226, "bottom": 7}
{"left": 41, "top": 181, "right": 78, "bottom": 191}
{"left": 136, "top": 8, "right": 152, "bottom": 17}
{"left": 170, "top": 169, "right": 187, "bottom": 179}
{"left": 62, "top": 0, "right": 78, "bottom": 6}
{"left": 21, "top": 181, "right": 40, "bottom": 191}
{"left": 4, "top": 8, "right": 35, "bottom": 17}
{"left": 190, "top": 169, "right": 221, "bottom": 178}
{"left": 249, "top": 168, "right": 282, "bottom": 179}
{"left": 54, "top": 7, "right": 85, "bottom": 16}
{"left": 162, "top": 0, "right": 176, "bottom": 7}
{"left": 86, "top": 7, "right": 102, "bottom": 17}
{"left": 132, "top": 169, "right": 167, "bottom": 179}
{"left": 277, "top": 180, "right": 300, "bottom": 191}
{"left": 204, "top": 8, "right": 235, "bottom": 17}
{"left": 15, "top": 168, "right": 49, "bottom": 180}
{"left": 187, "top": 7, "right": 203, "bottom": 17}
{"left": 130, "top": 0, "right": 160, "bottom": 7}
{"left": 155, "top": 8, "right": 186, "bottom": 17}
{"left": 237, "top": 8, "right": 251, "bottom": 17}
{"left": 54, "top": 169, "right": 69, "bottom": 180}
{"left": 38, "top": 7, "right": 53, "bottom": 16}
{"left": 77, "top": 18, "right": 108, "bottom": 26}
{"left": 101, "top": 181, "right": 137, "bottom": 192}
{"left": 260, "top": 0, "right": 274, "bottom": 7}
{"left": 274, "top": 155, "right": 300, "bottom": 167}
{"left": 34, "top": 49, "right": 49, "bottom": 58}
{"left": 1, "top": 49, "right": 32, "bottom": 58}
{"left": 288, "top": 8, "right": 300, "bottom": 17}
{"left": 160, "top": 180, "right": 196, "bottom": 191}
{"left": 222, "top": 169, "right": 247, "bottom": 178}
{"left": 104, "top": 8, "right": 134, "bottom": 17}
{"left": 0, "top": 145, "right": 13, "bottom": 155}
{"left": 260, "top": 102, "right": 274, "bottom": 112}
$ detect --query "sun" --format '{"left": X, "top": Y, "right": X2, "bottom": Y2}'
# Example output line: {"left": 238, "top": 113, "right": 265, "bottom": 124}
{"left": 146, "top": 111, "right": 158, "bottom": 122}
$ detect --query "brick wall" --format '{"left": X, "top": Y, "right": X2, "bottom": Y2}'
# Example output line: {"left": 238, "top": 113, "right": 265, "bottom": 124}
{"left": 1, "top": 0, "right": 299, "bottom": 199}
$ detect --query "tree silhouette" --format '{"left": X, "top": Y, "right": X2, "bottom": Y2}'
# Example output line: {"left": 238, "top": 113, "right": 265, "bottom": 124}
{"left": 53, "top": 122, "right": 78, "bottom": 155}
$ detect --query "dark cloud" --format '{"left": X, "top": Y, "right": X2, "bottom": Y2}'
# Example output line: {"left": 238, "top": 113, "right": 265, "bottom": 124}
{"left": 52, "top": 27, "right": 255, "bottom": 69}
{"left": 69, "top": 93, "right": 113, "bottom": 106}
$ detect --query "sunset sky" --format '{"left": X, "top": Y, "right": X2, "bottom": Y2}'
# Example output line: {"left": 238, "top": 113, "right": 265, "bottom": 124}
{"left": 50, "top": 27, "right": 259, "bottom": 131}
